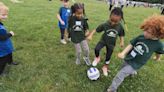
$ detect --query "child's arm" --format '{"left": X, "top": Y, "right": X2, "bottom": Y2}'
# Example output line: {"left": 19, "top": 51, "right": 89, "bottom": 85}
{"left": 118, "top": 44, "right": 133, "bottom": 59}
{"left": 86, "top": 29, "right": 96, "bottom": 40}
{"left": 57, "top": 14, "right": 65, "bottom": 25}
{"left": 119, "top": 36, "right": 124, "bottom": 48}
{"left": 85, "top": 30, "right": 90, "bottom": 37}
{"left": 0, "top": 31, "right": 14, "bottom": 41}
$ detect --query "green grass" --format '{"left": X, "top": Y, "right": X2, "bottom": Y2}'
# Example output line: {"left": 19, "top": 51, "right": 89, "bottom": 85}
{"left": 0, "top": 0, "right": 163, "bottom": 92}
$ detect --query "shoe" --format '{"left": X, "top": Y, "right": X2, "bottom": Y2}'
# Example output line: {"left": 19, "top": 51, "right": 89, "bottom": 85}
{"left": 102, "top": 65, "right": 109, "bottom": 76}
{"left": 92, "top": 57, "right": 100, "bottom": 66}
{"left": 83, "top": 57, "right": 91, "bottom": 66}
{"left": 107, "top": 88, "right": 116, "bottom": 92}
{"left": 60, "top": 39, "right": 67, "bottom": 44}
{"left": 8, "top": 62, "right": 19, "bottom": 65}
{"left": 130, "top": 71, "right": 137, "bottom": 77}
{"left": 68, "top": 38, "right": 71, "bottom": 42}
{"left": 75, "top": 59, "right": 81, "bottom": 65}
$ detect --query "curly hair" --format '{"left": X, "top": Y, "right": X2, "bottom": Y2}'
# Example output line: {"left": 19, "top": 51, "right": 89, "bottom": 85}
{"left": 140, "top": 15, "right": 164, "bottom": 39}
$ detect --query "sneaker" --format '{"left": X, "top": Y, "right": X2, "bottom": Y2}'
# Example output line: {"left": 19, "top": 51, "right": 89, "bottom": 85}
{"left": 130, "top": 71, "right": 137, "bottom": 77}
{"left": 92, "top": 57, "right": 100, "bottom": 66}
{"left": 8, "top": 62, "right": 19, "bottom": 65}
{"left": 68, "top": 38, "right": 71, "bottom": 42}
{"left": 75, "top": 58, "right": 81, "bottom": 65}
{"left": 83, "top": 57, "right": 91, "bottom": 66}
{"left": 102, "top": 65, "right": 109, "bottom": 76}
{"left": 107, "top": 88, "right": 116, "bottom": 92}
{"left": 60, "top": 39, "right": 67, "bottom": 44}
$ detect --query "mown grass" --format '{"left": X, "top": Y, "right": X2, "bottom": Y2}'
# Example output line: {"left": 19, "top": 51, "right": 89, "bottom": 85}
{"left": 0, "top": 0, "right": 163, "bottom": 92}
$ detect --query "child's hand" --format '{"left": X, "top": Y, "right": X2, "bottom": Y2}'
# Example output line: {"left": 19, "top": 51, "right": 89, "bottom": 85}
{"left": 118, "top": 53, "right": 125, "bottom": 59}
{"left": 61, "top": 20, "right": 65, "bottom": 25}
{"left": 85, "top": 31, "right": 90, "bottom": 37}
{"left": 86, "top": 34, "right": 92, "bottom": 41}
{"left": 9, "top": 31, "right": 14, "bottom": 36}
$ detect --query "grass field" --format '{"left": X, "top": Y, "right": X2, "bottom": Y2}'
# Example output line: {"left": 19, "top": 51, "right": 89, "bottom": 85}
{"left": 0, "top": 0, "right": 163, "bottom": 92}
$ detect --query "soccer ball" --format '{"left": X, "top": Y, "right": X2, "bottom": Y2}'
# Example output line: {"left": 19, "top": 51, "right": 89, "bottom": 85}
{"left": 87, "top": 67, "right": 100, "bottom": 80}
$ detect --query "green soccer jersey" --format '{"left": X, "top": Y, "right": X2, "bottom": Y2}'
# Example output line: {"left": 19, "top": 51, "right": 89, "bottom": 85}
{"left": 68, "top": 16, "right": 89, "bottom": 43}
{"left": 96, "top": 21, "right": 125, "bottom": 49}
{"left": 125, "top": 35, "right": 164, "bottom": 70}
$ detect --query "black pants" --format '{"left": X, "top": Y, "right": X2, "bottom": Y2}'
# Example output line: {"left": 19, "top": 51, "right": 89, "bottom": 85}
{"left": 0, "top": 53, "right": 13, "bottom": 74}
{"left": 161, "top": 8, "right": 164, "bottom": 15}
{"left": 60, "top": 28, "right": 70, "bottom": 39}
{"left": 109, "top": 4, "right": 113, "bottom": 11}
{"left": 60, "top": 28, "right": 65, "bottom": 39}
{"left": 95, "top": 42, "right": 113, "bottom": 64}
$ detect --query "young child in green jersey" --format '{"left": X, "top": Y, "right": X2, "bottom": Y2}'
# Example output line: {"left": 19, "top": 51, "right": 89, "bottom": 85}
{"left": 88, "top": 7, "right": 125, "bottom": 76}
{"left": 107, "top": 15, "right": 164, "bottom": 92}
{"left": 68, "top": 3, "right": 91, "bottom": 66}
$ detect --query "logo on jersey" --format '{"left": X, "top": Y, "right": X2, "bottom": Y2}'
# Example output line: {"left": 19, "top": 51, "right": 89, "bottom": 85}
{"left": 106, "top": 29, "right": 118, "bottom": 37}
{"left": 73, "top": 21, "right": 83, "bottom": 31}
{"left": 130, "top": 42, "right": 149, "bottom": 57}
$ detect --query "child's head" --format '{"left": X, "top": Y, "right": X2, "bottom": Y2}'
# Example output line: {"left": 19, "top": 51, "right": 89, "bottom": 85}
{"left": 62, "top": 0, "right": 69, "bottom": 8}
{"left": 0, "top": 3, "right": 8, "bottom": 21}
{"left": 140, "top": 15, "right": 164, "bottom": 39}
{"left": 109, "top": 7, "right": 123, "bottom": 26}
{"left": 71, "top": 3, "right": 84, "bottom": 19}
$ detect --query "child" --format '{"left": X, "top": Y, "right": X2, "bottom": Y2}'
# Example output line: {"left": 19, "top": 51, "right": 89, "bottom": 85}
{"left": 57, "top": 0, "right": 71, "bottom": 44}
{"left": 0, "top": 3, "right": 16, "bottom": 75}
{"left": 68, "top": 3, "right": 91, "bottom": 66}
{"left": 88, "top": 7, "right": 125, "bottom": 76}
{"left": 107, "top": 15, "right": 164, "bottom": 92}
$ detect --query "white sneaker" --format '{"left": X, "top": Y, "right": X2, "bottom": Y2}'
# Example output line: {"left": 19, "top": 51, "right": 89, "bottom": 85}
{"left": 60, "top": 39, "right": 67, "bottom": 44}
{"left": 75, "top": 59, "right": 81, "bottom": 65}
{"left": 92, "top": 57, "right": 100, "bottom": 66}
{"left": 83, "top": 57, "right": 91, "bottom": 66}
{"left": 68, "top": 38, "right": 71, "bottom": 42}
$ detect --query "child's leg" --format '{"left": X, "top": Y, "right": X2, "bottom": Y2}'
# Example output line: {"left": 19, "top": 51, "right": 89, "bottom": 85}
{"left": 60, "top": 28, "right": 67, "bottom": 44}
{"left": 0, "top": 55, "right": 8, "bottom": 75}
{"left": 7, "top": 53, "right": 13, "bottom": 64}
{"left": 95, "top": 42, "right": 105, "bottom": 58}
{"left": 105, "top": 46, "right": 113, "bottom": 64}
{"left": 107, "top": 62, "right": 136, "bottom": 92}
{"left": 74, "top": 43, "right": 82, "bottom": 65}
{"left": 102, "top": 46, "right": 114, "bottom": 76}
{"left": 60, "top": 28, "right": 65, "bottom": 40}
{"left": 92, "top": 42, "right": 105, "bottom": 66}
{"left": 81, "top": 40, "right": 91, "bottom": 65}
{"left": 161, "top": 8, "right": 164, "bottom": 15}
{"left": 7, "top": 53, "right": 19, "bottom": 65}
{"left": 81, "top": 40, "right": 89, "bottom": 57}
{"left": 109, "top": 4, "right": 113, "bottom": 11}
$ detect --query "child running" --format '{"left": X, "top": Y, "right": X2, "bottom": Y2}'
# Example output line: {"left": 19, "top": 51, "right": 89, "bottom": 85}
{"left": 68, "top": 3, "right": 91, "bottom": 66}
{"left": 88, "top": 7, "right": 125, "bottom": 76}
{"left": 107, "top": 15, "right": 164, "bottom": 92}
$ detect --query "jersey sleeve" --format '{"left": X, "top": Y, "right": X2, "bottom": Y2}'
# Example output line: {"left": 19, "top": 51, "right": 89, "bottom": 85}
{"left": 96, "top": 23, "right": 105, "bottom": 33}
{"left": 58, "top": 7, "right": 62, "bottom": 16}
{"left": 83, "top": 19, "right": 89, "bottom": 31}
{"left": 118, "top": 24, "right": 125, "bottom": 37}
{"left": 155, "top": 42, "right": 164, "bottom": 54}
